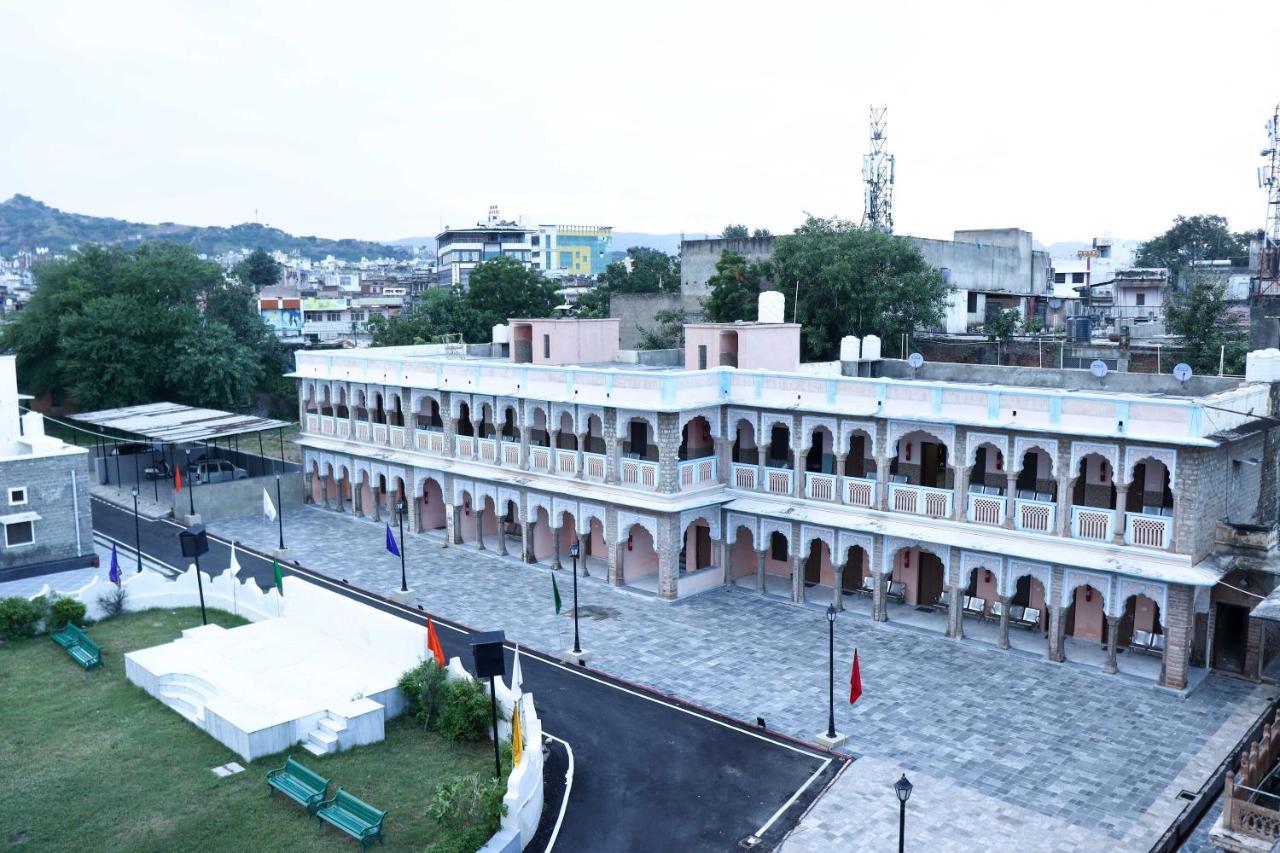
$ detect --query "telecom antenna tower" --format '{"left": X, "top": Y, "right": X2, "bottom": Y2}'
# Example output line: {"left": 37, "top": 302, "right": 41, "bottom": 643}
{"left": 862, "top": 105, "right": 895, "bottom": 234}
{"left": 1261, "top": 104, "right": 1280, "bottom": 296}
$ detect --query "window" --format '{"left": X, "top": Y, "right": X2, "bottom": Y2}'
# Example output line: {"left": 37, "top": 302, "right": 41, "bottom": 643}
{"left": 4, "top": 520, "right": 33, "bottom": 547}
{"left": 770, "top": 531, "right": 788, "bottom": 562}
{"left": 327, "top": 312, "right": 341, "bottom": 322}
{"left": 698, "top": 345, "right": 708, "bottom": 370}
{"left": 8, "top": 487, "right": 26, "bottom": 506}
{"left": 966, "top": 292, "right": 979, "bottom": 312}
{"left": 1053, "top": 272, "right": 1066, "bottom": 284}
{"left": 1135, "top": 293, "right": 1145, "bottom": 306}
{"left": 1071, "top": 273, "right": 1085, "bottom": 284}
{"left": 543, "top": 334, "right": 551, "bottom": 359}
{"left": 1099, "top": 245, "right": 1111, "bottom": 259}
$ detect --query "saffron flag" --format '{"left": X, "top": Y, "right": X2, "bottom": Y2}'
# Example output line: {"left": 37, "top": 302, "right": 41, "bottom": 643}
{"left": 174, "top": 465, "right": 183, "bottom": 493}
{"left": 385, "top": 524, "right": 400, "bottom": 557}
{"left": 552, "top": 574, "right": 562, "bottom": 615}
{"left": 511, "top": 697, "right": 524, "bottom": 768}
{"left": 849, "top": 648, "right": 863, "bottom": 705}
{"left": 109, "top": 542, "right": 121, "bottom": 587}
{"left": 262, "top": 488, "right": 277, "bottom": 522}
{"left": 273, "top": 557, "right": 284, "bottom": 595}
{"left": 426, "top": 616, "right": 446, "bottom": 667}
{"left": 510, "top": 645, "right": 524, "bottom": 698}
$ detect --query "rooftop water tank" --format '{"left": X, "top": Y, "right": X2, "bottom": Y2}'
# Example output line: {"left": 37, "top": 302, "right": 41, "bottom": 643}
{"left": 840, "top": 335, "right": 862, "bottom": 361}
{"left": 491, "top": 324, "right": 509, "bottom": 344}
{"left": 861, "top": 334, "right": 882, "bottom": 361}
{"left": 758, "top": 291, "right": 785, "bottom": 324}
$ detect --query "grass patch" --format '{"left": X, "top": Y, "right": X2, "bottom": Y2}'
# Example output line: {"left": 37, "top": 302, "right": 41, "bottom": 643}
{"left": 0, "top": 608, "right": 494, "bottom": 851}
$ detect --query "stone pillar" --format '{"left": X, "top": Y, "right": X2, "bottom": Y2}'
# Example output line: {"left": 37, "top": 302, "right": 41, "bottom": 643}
{"left": 303, "top": 472, "right": 314, "bottom": 505}
{"left": 1104, "top": 615, "right": 1120, "bottom": 674}
{"left": 835, "top": 454, "right": 847, "bottom": 503}
{"left": 353, "top": 483, "right": 363, "bottom": 518}
{"left": 474, "top": 504, "right": 485, "bottom": 551}
{"left": 792, "top": 417, "right": 804, "bottom": 500}
{"left": 1056, "top": 464, "right": 1071, "bottom": 538}
{"left": 756, "top": 549, "right": 767, "bottom": 594}
{"left": 609, "top": 541, "right": 624, "bottom": 586}
{"left": 495, "top": 516, "right": 508, "bottom": 556}
{"left": 656, "top": 413, "right": 681, "bottom": 495}
{"left": 334, "top": 479, "right": 345, "bottom": 513}
{"left": 790, "top": 537, "right": 804, "bottom": 604}
{"left": 407, "top": 495, "right": 420, "bottom": 534}
{"left": 521, "top": 521, "right": 535, "bottom": 563}
{"left": 320, "top": 476, "right": 330, "bottom": 509}
{"left": 656, "top": 517, "right": 679, "bottom": 600}
{"left": 946, "top": 585, "right": 964, "bottom": 639}
{"left": 1047, "top": 604, "right": 1066, "bottom": 662}
{"left": 370, "top": 487, "right": 380, "bottom": 522}
{"left": 519, "top": 424, "right": 531, "bottom": 471}
{"left": 998, "top": 595, "right": 1012, "bottom": 650}
{"left": 604, "top": 409, "right": 620, "bottom": 485}
{"left": 1161, "top": 583, "right": 1194, "bottom": 690}
{"left": 1169, "top": 492, "right": 1182, "bottom": 552}
{"left": 954, "top": 464, "right": 970, "bottom": 523}
{"left": 875, "top": 454, "right": 890, "bottom": 510}
{"left": 441, "top": 393, "right": 456, "bottom": 459}
{"left": 872, "top": 571, "right": 888, "bottom": 622}
{"left": 832, "top": 562, "right": 845, "bottom": 609}
{"left": 576, "top": 432, "right": 586, "bottom": 479}
{"left": 1113, "top": 484, "right": 1129, "bottom": 544}
{"left": 551, "top": 524, "right": 562, "bottom": 570}
{"left": 1004, "top": 474, "right": 1017, "bottom": 528}
{"left": 549, "top": 428, "right": 560, "bottom": 465}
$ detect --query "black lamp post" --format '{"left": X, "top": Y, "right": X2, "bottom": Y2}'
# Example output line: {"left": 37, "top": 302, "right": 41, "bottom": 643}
{"left": 826, "top": 604, "right": 837, "bottom": 740}
{"left": 131, "top": 487, "right": 142, "bottom": 573}
{"left": 569, "top": 539, "right": 581, "bottom": 655}
{"left": 275, "top": 473, "right": 285, "bottom": 550}
{"left": 184, "top": 449, "right": 195, "bottom": 516}
{"left": 177, "top": 524, "right": 209, "bottom": 626}
{"left": 397, "top": 493, "right": 408, "bottom": 593}
{"left": 894, "top": 774, "right": 913, "bottom": 853}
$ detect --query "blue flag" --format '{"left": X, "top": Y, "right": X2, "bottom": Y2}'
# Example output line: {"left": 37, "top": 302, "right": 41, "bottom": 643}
{"left": 109, "top": 542, "right": 121, "bottom": 587}
{"left": 385, "top": 524, "right": 401, "bottom": 557}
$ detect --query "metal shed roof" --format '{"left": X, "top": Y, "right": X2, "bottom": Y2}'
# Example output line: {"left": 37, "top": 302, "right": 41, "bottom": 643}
{"left": 69, "top": 402, "right": 290, "bottom": 444}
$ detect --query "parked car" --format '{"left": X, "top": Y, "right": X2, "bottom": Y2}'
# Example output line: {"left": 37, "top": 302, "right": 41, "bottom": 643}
{"left": 189, "top": 460, "right": 249, "bottom": 484}
{"left": 110, "top": 442, "right": 162, "bottom": 456}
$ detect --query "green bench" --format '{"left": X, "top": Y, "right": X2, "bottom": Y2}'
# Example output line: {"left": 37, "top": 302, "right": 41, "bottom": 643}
{"left": 50, "top": 622, "right": 101, "bottom": 670}
{"left": 316, "top": 788, "right": 386, "bottom": 849}
{"left": 267, "top": 756, "right": 330, "bottom": 815}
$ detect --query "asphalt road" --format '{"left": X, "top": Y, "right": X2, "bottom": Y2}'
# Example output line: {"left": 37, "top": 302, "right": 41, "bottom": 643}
{"left": 93, "top": 498, "right": 846, "bottom": 851}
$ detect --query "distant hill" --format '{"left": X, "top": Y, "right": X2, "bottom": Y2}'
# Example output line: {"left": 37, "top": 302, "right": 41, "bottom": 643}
{"left": 0, "top": 195, "right": 412, "bottom": 261}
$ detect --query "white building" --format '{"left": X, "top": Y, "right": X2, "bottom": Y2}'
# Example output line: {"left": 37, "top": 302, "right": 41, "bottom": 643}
{"left": 436, "top": 206, "right": 535, "bottom": 288}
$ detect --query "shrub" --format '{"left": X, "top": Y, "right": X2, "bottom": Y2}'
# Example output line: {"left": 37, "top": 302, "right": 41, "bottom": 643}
{"left": 398, "top": 660, "right": 448, "bottom": 730}
{"left": 0, "top": 596, "right": 48, "bottom": 640}
{"left": 96, "top": 586, "right": 129, "bottom": 620}
{"left": 425, "top": 773, "right": 507, "bottom": 853}
{"left": 48, "top": 596, "right": 87, "bottom": 629}
{"left": 437, "top": 676, "right": 496, "bottom": 743}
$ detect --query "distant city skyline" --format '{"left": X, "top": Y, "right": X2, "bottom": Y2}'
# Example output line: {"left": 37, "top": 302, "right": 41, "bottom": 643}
{"left": 1, "top": 1, "right": 1277, "bottom": 248}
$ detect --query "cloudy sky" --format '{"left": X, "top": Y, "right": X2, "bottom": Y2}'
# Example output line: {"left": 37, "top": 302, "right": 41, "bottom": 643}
{"left": 1, "top": 1, "right": 1277, "bottom": 246}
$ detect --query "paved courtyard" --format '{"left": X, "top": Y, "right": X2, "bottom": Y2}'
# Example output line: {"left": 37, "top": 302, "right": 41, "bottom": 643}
{"left": 206, "top": 506, "right": 1269, "bottom": 851}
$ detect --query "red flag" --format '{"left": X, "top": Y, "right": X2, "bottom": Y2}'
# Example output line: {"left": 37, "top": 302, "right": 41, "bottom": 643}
{"left": 849, "top": 648, "right": 863, "bottom": 705}
{"left": 427, "top": 617, "right": 446, "bottom": 667}
{"left": 174, "top": 465, "right": 183, "bottom": 493}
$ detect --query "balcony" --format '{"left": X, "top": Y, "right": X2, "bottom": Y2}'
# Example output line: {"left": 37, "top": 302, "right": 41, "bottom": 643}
{"left": 319, "top": 415, "right": 335, "bottom": 436}
{"left": 842, "top": 476, "right": 876, "bottom": 508}
{"left": 454, "top": 435, "right": 475, "bottom": 459}
{"left": 679, "top": 457, "right": 718, "bottom": 489}
{"left": 355, "top": 422, "right": 370, "bottom": 442}
{"left": 731, "top": 463, "right": 757, "bottom": 490}
{"left": 305, "top": 414, "right": 319, "bottom": 432}
{"left": 804, "top": 472, "right": 838, "bottom": 502}
{"left": 477, "top": 437, "right": 497, "bottom": 463}
{"left": 1070, "top": 505, "right": 1115, "bottom": 542}
{"left": 1013, "top": 496, "right": 1056, "bottom": 533}
{"left": 372, "top": 424, "right": 387, "bottom": 444}
{"left": 337, "top": 420, "right": 350, "bottom": 439}
{"left": 528, "top": 446, "right": 552, "bottom": 473}
{"left": 1125, "top": 510, "right": 1172, "bottom": 549}
{"left": 889, "top": 482, "right": 953, "bottom": 518}
{"left": 501, "top": 440, "right": 520, "bottom": 467}
{"left": 583, "top": 452, "right": 606, "bottom": 482}
{"left": 621, "top": 457, "right": 658, "bottom": 488}
{"left": 966, "top": 489, "right": 1006, "bottom": 526}
{"left": 555, "top": 449, "right": 577, "bottom": 477}
{"left": 389, "top": 426, "right": 406, "bottom": 448}
{"left": 763, "top": 466, "right": 793, "bottom": 496}
{"left": 416, "top": 429, "right": 445, "bottom": 454}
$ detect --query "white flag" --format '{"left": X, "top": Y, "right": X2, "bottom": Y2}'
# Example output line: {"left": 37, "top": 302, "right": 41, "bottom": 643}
{"left": 263, "top": 488, "right": 277, "bottom": 522}
{"left": 229, "top": 544, "right": 241, "bottom": 579}
{"left": 510, "top": 644, "right": 523, "bottom": 698}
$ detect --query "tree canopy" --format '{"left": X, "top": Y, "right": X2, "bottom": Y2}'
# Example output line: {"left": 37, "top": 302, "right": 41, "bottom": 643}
{"left": 465, "top": 256, "right": 560, "bottom": 330}
{"left": 575, "top": 247, "right": 680, "bottom": 318}
{"left": 702, "top": 251, "right": 774, "bottom": 323}
{"left": 1134, "top": 214, "right": 1251, "bottom": 278}
{"left": 368, "top": 287, "right": 487, "bottom": 346}
{"left": 721, "top": 224, "right": 749, "bottom": 239}
{"left": 232, "top": 248, "right": 283, "bottom": 290}
{"left": 773, "top": 215, "right": 951, "bottom": 361}
{"left": 1164, "top": 270, "right": 1248, "bottom": 375}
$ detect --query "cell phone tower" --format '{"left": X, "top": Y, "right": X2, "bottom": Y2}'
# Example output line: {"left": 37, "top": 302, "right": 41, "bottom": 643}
{"left": 1260, "top": 104, "right": 1280, "bottom": 296}
{"left": 862, "top": 105, "right": 895, "bottom": 234}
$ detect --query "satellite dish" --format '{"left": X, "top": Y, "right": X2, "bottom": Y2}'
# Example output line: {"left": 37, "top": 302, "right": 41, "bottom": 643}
{"left": 907, "top": 352, "right": 925, "bottom": 369}
{"left": 1048, "top": 298, "right": 1063, "bottom": 310}
{"left": 1173, "top": 363, "right": 1193, "bottom": 383}
{"left": 1090, "top": 359, "right": 1109, "bottom": 379}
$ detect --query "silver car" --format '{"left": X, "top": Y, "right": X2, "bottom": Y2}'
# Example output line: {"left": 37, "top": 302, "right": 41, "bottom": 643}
{"left": 191, "top": 459, "right": 249, "bottom": 484}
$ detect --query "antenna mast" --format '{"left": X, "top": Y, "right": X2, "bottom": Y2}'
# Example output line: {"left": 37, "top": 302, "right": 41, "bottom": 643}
{"left": 862, "top": 105, "right": 895, "bottom": 234}
{"left": 1261, "top": 104, "right": 1280, "bottom": 297}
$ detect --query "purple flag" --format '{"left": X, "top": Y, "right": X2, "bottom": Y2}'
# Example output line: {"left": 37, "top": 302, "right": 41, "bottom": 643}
{"left": 109, "top": 542, "right": 121, "bottom": 587}
{"left": 385, "top": 524, "right": 401, "bottom": 557}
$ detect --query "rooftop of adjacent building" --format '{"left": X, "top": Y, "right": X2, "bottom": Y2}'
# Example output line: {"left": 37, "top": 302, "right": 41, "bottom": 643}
{"left": 0, "top": 355, "right": 85, "bottom": 462}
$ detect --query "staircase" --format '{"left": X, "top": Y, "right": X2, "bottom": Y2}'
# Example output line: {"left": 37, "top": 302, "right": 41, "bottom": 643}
{"left": 301, "top": 714, "right": 347, "bottom": 757}
{"left": 157, "top": 674, "right": 216, "bottom": 725}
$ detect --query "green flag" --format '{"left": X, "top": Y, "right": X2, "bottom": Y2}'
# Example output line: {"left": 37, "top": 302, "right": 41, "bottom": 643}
{"left": 552, "top": 574, "right": 562, "bottom": 615}
{"left": 273, "top": 558, "right": 283, "bottom": 595}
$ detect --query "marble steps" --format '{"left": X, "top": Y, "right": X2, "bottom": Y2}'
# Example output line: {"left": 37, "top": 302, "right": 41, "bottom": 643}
{"left": 302, "top": 714, "right": 345, "bottom": 756}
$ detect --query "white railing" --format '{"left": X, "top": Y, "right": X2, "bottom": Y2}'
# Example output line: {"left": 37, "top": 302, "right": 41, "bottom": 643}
{"left": 373, "top": 424, "right": 387, "bottom": 443}
{"left": 679, "top": 457, "right": 718, "bottom": 489}
{"left": 305, "top": 414, "right": 319, "bottom": 432}
{"left": 889, "top": 483, "right": 953, "bottom": 518}
{"left": 1014, "top": 498, "right": 1055, "bottom": 533}
{"left": 528, "top": 446, "right": 552, "bottom": 472}
{"left": 454, "top": 435, "right": 475, "bottom": 459}
{"left": 1126, "top": 511, "right": 1172, "bottom": 549}
{"left": 355, "top": 422, "right": 370, "bottom": 442}
{"left": 805, "top": 472, "right": 838, "bottom": 501}
{"left": 555, "top": 449, "right": 577, "bottom": 476}
{"left": 731, "top": 463, "right": 758, "bottom": 490}
{"left": 477, "top": 437, "right": 497, "bottom": 463}
{"left": 583, "top": 452, "right": 606, "bottom": 481}
{"left": 320, "top": 415, "right": 335, "bottom": 436}
{"left": 764, "top": 466, "right": 793, "bottom": 495}
{"left": 416, "top": 429, "right": 444, "bottom": 454}
{"left": 967, "top": 493, "right": 1006, "bottom": 526}
{"left": 501, "top": 441, "right": 520, "bottom": 467}
{"left": 1071, "top": 505, "right": 1115, "bottom": 542}
{"left": 337, "top": 420, "right": 350, "bottom": 439}
{"left": 389, "top": 426, "right": 405, "bottom": 448}
{"left": 842, "top": 476, "right": 876, "bottom": 508}
{"left": 622, "top": 458, "right": 658, "bottom": 488}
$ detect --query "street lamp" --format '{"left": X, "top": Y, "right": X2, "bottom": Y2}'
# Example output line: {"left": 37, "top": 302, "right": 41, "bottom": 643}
{"left": 826, "top": 604, "right": 837, "bottom": 740}
{"left": 130, "top": 487, "right": 142, "bottom": 573}
{"left": 274, "top": 473, "right": 285, "bottom": 550}
{"left": 894, "top": 774, "right": 913, "bottom": 853}
{"left": 177, "top": 524, "right": 210, "bottom": 626}
{"left": 397, "top": 493, "right": 408, "bottom": 593}
{"left": 184, "top": 449, "right": 195, "bottom": 517}
{"left": 569, "top": 539, "right": 582, "bottom": 655}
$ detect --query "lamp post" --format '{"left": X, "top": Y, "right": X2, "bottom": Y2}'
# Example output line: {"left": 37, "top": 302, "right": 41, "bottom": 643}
{"left": 184, "top": 449, "right": 195, "bottom": 517}
{"left": 894, "top": 774, "right": 913, "bottom": 853}
{"left": 131, "top": 487, "right": 142, "bottom": 573}
{"left": 826, "top": 604, "right": 837, "bottom": 740}
{"left": 275, "top": 473, "right": 285, "bottom": 550}
{"left": 569, "top": 539, "right": 582, "bottom": 655}
{"left": 397, "top": 493, "right": 408, "bottom": 593}
{"left": 177, "top": 525, "right": 209, "bottom": 626}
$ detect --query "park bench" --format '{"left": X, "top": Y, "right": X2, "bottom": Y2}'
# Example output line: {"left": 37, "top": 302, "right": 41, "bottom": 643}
{"left": 886, "top": 581, "right": 907, "bottom": 603}
{"left": 50, "top": 622, "right": 101, "bottom": 670}
{"left": 935, "top": 589, "right": 951, "bottom": 611}
{"left": 267, "top": 756, "right": 330, "bottom": 815}
{"left": 858, "top": 576, "right": 876, "bottom": 596}
{"left": 1012, "top": 607, "right": 1041, "bottom": 630}
{"left": 1129, "top": 629, "right": 1167, "bottom": 657}
{"left": 316, "top": 788, "right": 386, "bottom": 849}
{"left": 962, "top": 596, "right": 986, "bottom": 619}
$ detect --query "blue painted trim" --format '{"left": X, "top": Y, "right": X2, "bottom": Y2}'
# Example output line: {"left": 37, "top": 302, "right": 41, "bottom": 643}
{"left": 932, "top": 388, "right": 943, "bottom": 415}
{"left": 1049, "top": 398, "right": 1061, "bottom": 425}
{"left": 987, "top": 392, "right": 1000, "bottom": 420}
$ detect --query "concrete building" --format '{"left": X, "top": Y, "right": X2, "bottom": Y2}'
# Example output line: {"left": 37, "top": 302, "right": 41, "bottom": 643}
{"left": 436, "top": 206, "right": 535, "bottom": 288}
{"left": 0, "top": 355, "right": 94, "bottom": 581}
{"left": 291, "top": 298, "right": 1280, "bottom": 692}
{"left": 533, "top": 225, "right": 613, "bottom": 279}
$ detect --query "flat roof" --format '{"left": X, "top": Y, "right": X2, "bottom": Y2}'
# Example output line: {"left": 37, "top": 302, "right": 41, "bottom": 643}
{"left": 70, "top": 403, "right": 291, "bottom": 444}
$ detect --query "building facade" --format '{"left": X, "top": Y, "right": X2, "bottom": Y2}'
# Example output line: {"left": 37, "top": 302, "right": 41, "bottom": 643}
{"left": 436, "top": 206, "right": 535, "bottom": 288}
{"left": 292, "top": 318, "right": 1280, "bottom": 692}
{"left": 533, "top": 225, "right": 613, "bottom": 279}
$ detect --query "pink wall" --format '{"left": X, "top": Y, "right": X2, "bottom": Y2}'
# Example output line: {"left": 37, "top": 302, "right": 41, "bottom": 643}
{"left": 622, "top": 526, "right": 658, "bottom": 581}
{"left": 532, "top": 511, "right": 554, "bottom": 560}
{"left": 730, "top": 534, "right": 756, "bottom": 578}
{"left": 512, "top": 319, "right": 620, "bottom": 365}
{"left": 684, "top": 420, "right": 714, "bottom": 455}
{"left": 1072, "top": 586, "right": 1104, "bottom": 641}
{"left": 419, "top": 481, "right": 446, "bottom": 529}
{"left": 890, "top": 549, "right": 921, "bottom": 605}
{"left": 1083, "top": 455, "right": 1111, "bottom": 485}
{"left": 1132, "top": 596, "right": 1158, "bottom": 633}
{"left": 971, "top": 569, "right": 997, "bottom": 608}
{"left": 683, "top": 324, "right": 801, "bottom": 372}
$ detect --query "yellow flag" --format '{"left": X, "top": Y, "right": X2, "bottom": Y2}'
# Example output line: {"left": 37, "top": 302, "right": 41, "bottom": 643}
{"left": 511, "top": 697, "right": 523, "bottom": 768}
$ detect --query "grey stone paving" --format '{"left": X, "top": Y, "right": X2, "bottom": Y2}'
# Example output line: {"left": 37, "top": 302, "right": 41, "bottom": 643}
{"left": 214, "top": 506, "right": 1270, "bottom": 852}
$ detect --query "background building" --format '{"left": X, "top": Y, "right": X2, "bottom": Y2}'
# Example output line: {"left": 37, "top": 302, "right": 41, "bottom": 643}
{"left": 534, "top": 224, "right": 613, "bottom": 279}
{"left": 436, "top": 206, "right": 534, "bottom": 288}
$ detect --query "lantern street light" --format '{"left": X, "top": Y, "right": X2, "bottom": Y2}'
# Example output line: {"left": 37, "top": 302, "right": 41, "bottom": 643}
{"left": 569, "top": 539, "right": 582, "bottom": 655}
{"left": 177, "top": 525, "right": 210, "bottom": 626}
{"left": 825, "top": 604, "right": 837, "bottom": 740}
{"left": 130, "top": 487, "right": 142, "bottom": 573}
{"left": 397, "top": 493, "right": 408, "bottom": 593}
{"left": 894, "top": 774, "right": 913, "bottom": 853}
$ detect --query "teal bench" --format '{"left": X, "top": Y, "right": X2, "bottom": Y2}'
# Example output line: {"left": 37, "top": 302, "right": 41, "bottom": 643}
{"left": 267, "top": 756, "right": 330, "bottom": 815}
{"left": 316, "top": 788, "right": 386, "bottom": 849}
{"left": 50, "top": 622, "right": 101, "bottom": 670}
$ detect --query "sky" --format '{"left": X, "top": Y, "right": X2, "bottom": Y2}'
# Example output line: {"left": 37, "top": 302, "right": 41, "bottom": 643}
{"left": 1, "top": 1, "right": 1278, "bottom": 247}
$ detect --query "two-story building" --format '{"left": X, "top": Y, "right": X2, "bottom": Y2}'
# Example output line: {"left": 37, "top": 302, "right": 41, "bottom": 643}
{"left": 291, "top": 301, "right": 1280, "bottom": 692}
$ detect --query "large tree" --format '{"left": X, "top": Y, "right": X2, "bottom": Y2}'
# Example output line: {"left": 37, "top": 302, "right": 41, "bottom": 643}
{"left": 1134, "top": 215, "right": 1251, "bottom": 278}
{"left": 574, "top": 247, "right": 681, "bottom": 318}
{"left": 464, "top": 256, "right": 560, "bottom": 329}
{"left": 721, "top": 224, "right": 749, "bottom": 239}
{"left": 702, "top": 251, "right": 773, "bottom": 323}
{"left": 232, "top": 248, "right": 283, "bottom": 290}
{"left": 369, "top": 287, "right": 487, "bottom": 346}
{"left": 773, "top": 215, "right": 951, "bottom": 361}
{"left": 1164, "top": 271, "right": 1248, "bottom": 375}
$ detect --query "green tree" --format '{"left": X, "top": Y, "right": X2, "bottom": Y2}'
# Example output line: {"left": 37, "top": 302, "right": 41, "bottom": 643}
{"left": 464, "top": 257, "right": 559, "bottom": 329}
{"left": 232, "top": 248, "right": 282, "bottom": 290}
{"left": 369, "top": 288, "right": 487, "bottom": 346}
{"left": 1165, "top": 271, "right": 1248, "bottom": 375}
{"left": 168, "top": 322, "right": 263, "bottom": 409}
{"left": 984, "top": 308, "right": 1021, "bottom": 345}
{"left": 636, "top": 309, "right": 687, "bottom": 350}
{"left": 702, "top": 251, "right": 773, "bottom": 323}
{"left": 752, "top": 228, "right": 772, "bottom": 239}
{"left": 574, "top": 247, "right": 681, "bottom": 319}
{"left": 721, "top": 224, "right": 750, "bottom": 239}
{"left": 773, "top": 215, "right": 951, "bottom": 361}
{"left": 1134, "top": 215, "right": 1250, "bottom": 279}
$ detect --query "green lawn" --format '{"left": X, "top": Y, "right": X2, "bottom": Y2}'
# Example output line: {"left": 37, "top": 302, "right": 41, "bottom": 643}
{"left": 0, "top": 608, "right": 492, "bottom": 851}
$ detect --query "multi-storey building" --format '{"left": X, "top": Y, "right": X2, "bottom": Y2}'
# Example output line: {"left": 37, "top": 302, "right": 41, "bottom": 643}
{"left": 292, "top": 304, "right": 1280, "bottom": 692}
{"left": 436, "top": 206, "right": 535, "bottom": 288}
{"left": 533, "top": 224, "right": 613, "bottom": 279}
